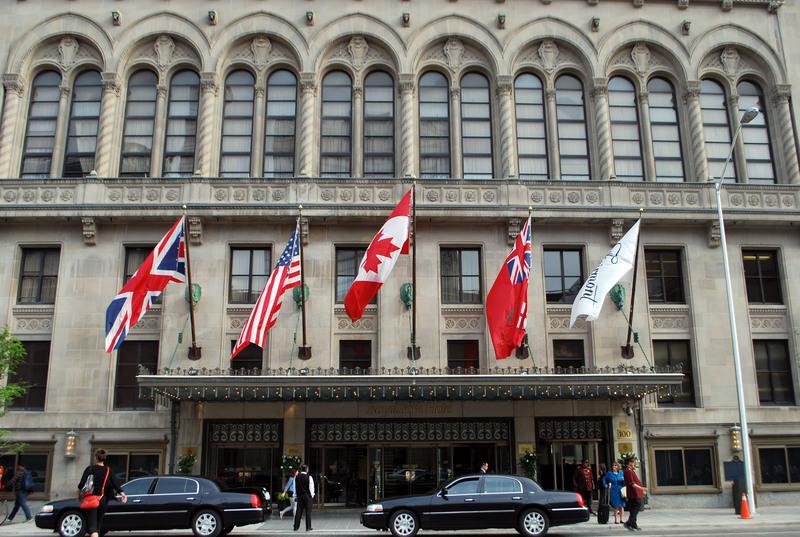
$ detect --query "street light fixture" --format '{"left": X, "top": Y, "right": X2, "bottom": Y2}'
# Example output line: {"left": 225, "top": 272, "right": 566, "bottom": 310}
{"left": 713, "top": 105, "right": 759, "bottom": 514}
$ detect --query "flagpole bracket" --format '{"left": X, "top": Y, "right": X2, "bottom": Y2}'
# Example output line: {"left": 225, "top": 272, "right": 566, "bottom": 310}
{"left": 620, "top": 345, "right": 634, "bottom": 360}
{"left": 188, "top": 345, "right": 202, "bottom": 360}
{"left": 298, "top": 346, "right": 312, "bottom": 360}
{"left": 407, "top": 346, "right": 421, "bottom": 360}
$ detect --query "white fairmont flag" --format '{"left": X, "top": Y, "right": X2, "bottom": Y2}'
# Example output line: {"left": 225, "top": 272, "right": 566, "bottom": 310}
{"left": 569, "top": 220, "right": 641, "bottom": 328}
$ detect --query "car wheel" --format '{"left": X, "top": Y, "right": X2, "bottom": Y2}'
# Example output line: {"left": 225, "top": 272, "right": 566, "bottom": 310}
{"left": 518, "top": 508, "right": 549, "bottom": 537}
{"left": 192, "top": 509, "right": 223, "bottom": 537}
{"left": 389, "top": 510, "right": 419, "bottom": 537}
{"left": 57, "top": 511, "right": 85, "bottom": 537}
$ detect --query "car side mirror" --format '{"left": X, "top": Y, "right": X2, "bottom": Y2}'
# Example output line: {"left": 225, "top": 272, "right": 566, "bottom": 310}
{"left": 440, "top": 488, "right": 448, "bottom": 498}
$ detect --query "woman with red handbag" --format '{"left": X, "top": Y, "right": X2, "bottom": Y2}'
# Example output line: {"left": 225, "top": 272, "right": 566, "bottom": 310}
{"left": 77, "top": 449, "right": 127, "bottom": 537}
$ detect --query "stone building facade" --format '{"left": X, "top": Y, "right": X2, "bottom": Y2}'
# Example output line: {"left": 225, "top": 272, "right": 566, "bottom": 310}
{"left": 0, "top": 0, "right": 799, "bottom": 510}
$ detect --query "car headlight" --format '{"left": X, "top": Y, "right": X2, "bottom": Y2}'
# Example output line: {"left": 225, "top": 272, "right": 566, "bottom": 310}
{"left": 40, "top": 504, "right": 54, "bottom": 514}
{"left": 366, "top": 504, "right": 383, "bottom": 513}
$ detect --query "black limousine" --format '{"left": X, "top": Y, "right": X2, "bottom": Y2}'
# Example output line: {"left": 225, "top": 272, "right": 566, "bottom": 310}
{"left": 35, "top": 476, "right": 267, "bottom": 537}
{"left": 361, "top": 474, "right": 588, "bottom": 537}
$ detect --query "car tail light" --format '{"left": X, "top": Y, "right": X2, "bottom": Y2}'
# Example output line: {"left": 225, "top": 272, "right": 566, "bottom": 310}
{"left": 575, "top": 493, "right": 585, "bottom": 507}
{"left": 251, "top": 494, "right": 261, "bottom": 508}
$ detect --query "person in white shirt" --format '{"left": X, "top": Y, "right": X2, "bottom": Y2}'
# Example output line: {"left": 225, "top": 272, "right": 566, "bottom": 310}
{"left": 293, "top": 464, "right": 315, "bottom": 531}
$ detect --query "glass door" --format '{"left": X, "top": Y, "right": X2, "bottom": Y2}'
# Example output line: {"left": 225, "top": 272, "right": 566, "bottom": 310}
{"left": 544, "top": 442, "right": 599, "bottom": 491}
{"left": 310, "top": 446, "right": 368, "bottom": 507}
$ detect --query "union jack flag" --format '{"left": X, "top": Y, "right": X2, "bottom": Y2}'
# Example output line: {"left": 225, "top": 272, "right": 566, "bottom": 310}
{"left": 231, "top": 221, "right": 302, "bottom": 361}
{"left": 506, "top": 218, "right": 532, "bottom": 284}
{"left": 105, "top": 217, "right": 186, "bottom": 352}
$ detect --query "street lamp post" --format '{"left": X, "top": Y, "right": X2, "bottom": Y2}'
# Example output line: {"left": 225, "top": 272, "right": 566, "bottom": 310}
{"left": 714, "top": 105, "right": 759, "bottom": 515}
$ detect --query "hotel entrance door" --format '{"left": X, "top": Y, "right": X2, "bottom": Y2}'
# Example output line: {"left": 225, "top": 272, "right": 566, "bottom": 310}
{"left": 309, "top": 446, "right": 368, "bottom": 507}
{"left": 539, "top": 442, "right": 599, "bottom": 491}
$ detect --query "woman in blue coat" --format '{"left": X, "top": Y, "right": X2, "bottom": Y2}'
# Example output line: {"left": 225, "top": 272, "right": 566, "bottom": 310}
{"left": 601, "top": 461, "right": 626, "bottom": 524}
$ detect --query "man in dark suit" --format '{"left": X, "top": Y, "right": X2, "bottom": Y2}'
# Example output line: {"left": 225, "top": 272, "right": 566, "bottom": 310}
{"left": 293, "top": 464, "right": 315, "bottom": 531}
{"left": 479, "top": 462, "right": 489, "bottom": 474}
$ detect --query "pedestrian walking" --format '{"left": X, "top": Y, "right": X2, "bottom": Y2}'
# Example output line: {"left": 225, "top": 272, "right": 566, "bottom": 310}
{"left": 7, "top": 463, "right": 34, "bottom": 523}
{"left": 573, "top": 459, "right": 595, "bottom": 515}
{"left": 602, "top": 462, "right": 626, "bottom": 524}
{"left": 78, "top": 449, "right": 127, "bottom": 537}
{"left": 479, "top": 462, "right": 489, "bottom": 474}
{"left": 293, "top": 464, "right": 315, "bottom": 532}
{"left": 280, "top": 468, "right": 298, "bottom": 519}
{"left": 623, "top": 457, "right": 646, "bottom": 532}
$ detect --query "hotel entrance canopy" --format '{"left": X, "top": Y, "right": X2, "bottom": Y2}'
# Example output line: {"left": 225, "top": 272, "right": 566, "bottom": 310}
{"left": 137, "top": 365, "right": 683, "bottom": 404}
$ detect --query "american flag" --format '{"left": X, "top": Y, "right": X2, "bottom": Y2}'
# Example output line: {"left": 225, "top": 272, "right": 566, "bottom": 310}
{"left": 231, "top": 221, "right": 302, "bottom": 360}
{"left": 105, "top": 216, "right": 186, "bottom": 353}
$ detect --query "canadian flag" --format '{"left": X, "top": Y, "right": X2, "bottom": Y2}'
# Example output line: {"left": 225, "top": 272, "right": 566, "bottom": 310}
{"left": 344, "top": 189, "right": 412, "bottom": 322}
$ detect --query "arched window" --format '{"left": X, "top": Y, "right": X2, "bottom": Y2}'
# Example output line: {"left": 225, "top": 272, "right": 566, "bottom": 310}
{"left": 20, "top": 71, "right": 61, "bottom": 178}
{"left": 63, "top": 70, "right": 102, "bottom": 178}
{"left": 219, "top": 70, "right": 255, "bottom": 177}
{"left": 320, "top": 71, "right": 352, "bottom": 178}
{"left": 608, "top": 77, "right": 643, "bottom": 181}
{"left": 648, "top": 78, "right": 684, "bottom": 182}
{"left": 700, "top": 79, "right": 736, "bottom": 182}
{"left": 162, "top": 70, "right": 200, "bottom": 178}
{"left": 461, "top": 73, "right": 493, "bottom": 179}
{"left": 120, "top": 70, "right": 158, "bottom": 177}
{"left": 737, "top": 80, "right": 775, "bottom": 184}
{"left": 264, "top": 70, "right": 297, "bottom": 178}
{"left": 555, "top": 75, "right": 590, "bottom": 181}
{"left": 419, "top": 72, "right": 450, "bottom": 179}
{"left": 363, "top": 71, "right": 394, "bottom": 178}
{"left": 515, "top": 73, "right": 547, "bottom": 180}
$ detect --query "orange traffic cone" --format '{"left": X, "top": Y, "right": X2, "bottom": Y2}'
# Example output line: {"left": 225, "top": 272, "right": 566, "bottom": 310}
{"left": 739, "top": 492, "right": 752, "bottom": 519}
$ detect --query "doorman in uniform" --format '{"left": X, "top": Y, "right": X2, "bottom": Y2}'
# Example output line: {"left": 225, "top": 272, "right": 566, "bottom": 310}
{"left": 293, "top": 464, "right": 315, "bottom": 531}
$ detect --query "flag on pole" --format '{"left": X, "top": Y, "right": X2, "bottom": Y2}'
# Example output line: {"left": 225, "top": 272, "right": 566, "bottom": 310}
{"left": 105, "top": 217, "right": 186, "bottom": 352}
{"left": 344, "top": 189, "right": 412, "bottom": 322}
{"left": 231, "top": 221, "right": 302, "bottom": 360}
{"left": 569, "top": 220, "right": 641, "bottom": 328}
{"left": 486, "top": 217, "right": 532, "bottom": 359}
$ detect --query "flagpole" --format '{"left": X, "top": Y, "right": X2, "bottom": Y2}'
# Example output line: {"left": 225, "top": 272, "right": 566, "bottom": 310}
{"left": 182, "top": 206, "right": 201, "bottom": 360}
{"left": 411, "top": 180, "right": 419, "bottom": 362}
{"left": 517, "top": 207, "right": 534, "bottom": 361}
{"left": 621, "top": 208, "right": 644, "bottom": 359}
{"left": 298, "top": 207, "right": 311, "bottom": 360}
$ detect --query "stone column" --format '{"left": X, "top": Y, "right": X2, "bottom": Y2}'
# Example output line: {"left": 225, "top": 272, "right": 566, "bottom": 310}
{"left": 0, "top": 74, "right": 25, "bottom": 178}
{"left": 196, "top": 72, "right": 219, "bottom": 177}
{"left": 450, "top": 86, "right": 462, "bottom": 179}
{"left": 399, "top": 75, "right": 416, "bottom": 178}
{"left": 592, "top": 78, "right": 614, "bottom": 181}
{"left": 352, "top": 85, "right": 363, "bottom": 178}
{"left": 496, "top": 76, "right": 516, "bottom": 179}
{"left": 298, "top": 73, "right": 316, "bottom": 177}
{"left": 251, "top": 82, "right": 266, "bottom": 178}
{"left": 49, "top": 84, "right": 72, "bottom": 177}
{"left": 729, "top": 93, "right": 748, "bottom": 182}
{"left": 683, "top": 81, "right": 708, "bottom": 182}
{"left": 150, "top": 84, "right": 169, "bottom": 178}
{"left": 94, "top": 73, "right": 121, "bottom": 177}
{"left": 772, "top": 84, "right": 800, "bottom": 183}
{"left": 544, "top": 86, "right": 560, "bottom": 180}
{"left": 638, "top": 90, "right": 656, "bottom": 181}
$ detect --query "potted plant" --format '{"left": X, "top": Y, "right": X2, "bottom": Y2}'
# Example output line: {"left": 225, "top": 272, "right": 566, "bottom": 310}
{"left": 519, "top": 449, "right": 538, "bottom": 480}
{"left": 176, "top": 452, "right": 197, "bottom": 475}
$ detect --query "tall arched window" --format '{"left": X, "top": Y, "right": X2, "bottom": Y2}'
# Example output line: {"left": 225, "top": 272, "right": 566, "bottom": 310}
{"left": 320, "top": 71, "right": 352, "bottom": 178}
{"left": 162, "top": 70, "right": 200, "bottom": 178}
{"left": 648, "top": 78, "right": 684, "bottom": 182}
{"left": 555, "top": 75, "right": 590, "bottom": 181}
{"left": 20, "top": 71, "right": 61, "bottom": 178}
{"left": 63, "top": 70, "right": 102, "bottom": 177}
{"left": 264, "top": 70, "right": 297, "bottom": 178}
{"left": 700, "top": 79, "right": 736, "bottom": 182}
{"left": 219, "top": 70, "right": 255, "bottom": 177}
{"left": 120, "top": 70, "right": 158, "bottom": 177}
{"left": 461, "top": 73, "right": 493, "bottom": 179}
{"left": 515, "top": 73, "right": 547, "bottom": 180}
{"left": 419, "top": 72, "right": 450, "bottom": 179}
{"left": 608, "top": 77, "right": 643, "bottom": 181}
{"left": 363, "top": 71, "right": 394, "bottom": 178}
{"left": 738, "top": 80, "right": 775, "bottom": 184}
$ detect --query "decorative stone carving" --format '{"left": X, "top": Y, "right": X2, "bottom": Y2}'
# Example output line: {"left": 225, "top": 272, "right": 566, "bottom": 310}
{"left": 507, "top": 218, "right": 522, "bottom": 245}
{"left": 610, "top": 219, "right": 624, "bottom": 246}
{"left": 707, "top": 222, "right": 720, "bottom": 248}
{"left": 348, "top": 36, "right": 369, "bottom": 70}
{"left": 81, "top": 217, "right": 96, "bottom": 245}
{"left": 251, "top": 37, "right": 272, "bottom": 70}
{"left": 187, "top": 216, "right": 202, "bottom": 245}
{"left": 58, "top": 37, "right": 79, "bottom": 69}
{"left": 443, "top": 39, "right": 464, "bottom": 71}
{"left": 154, "top": 35, "right": 176, "bottom": 69}
{"left": 678, "top": 0, "right": 689, "bottom": 8}
{"left": 720, "top": 47, "right": 740, "bottom": 79}
{"left": 442, "top": 316, "right": 483, "bottom": 332}
{"left": 538, "top": 40, "right": 560, "bottom": 73}
{"left": 631, "top": 42, "right": 651, "bottom": 75}
{"left": 721, "top": 0, "right": 733, "bottom": 12}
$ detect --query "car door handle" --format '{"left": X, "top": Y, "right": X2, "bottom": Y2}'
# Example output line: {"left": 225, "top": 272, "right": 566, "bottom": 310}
{"left": 132, "top": 499, "right": 143, "bottom": 503}
{"left": 464, "top": 498, "right": 476, "bottom": 502}
{"left": 512, "top": 496, "right": 522, "bottom": 500}
{"left": 186, "top": 497, "right": 196, "bottom": 501}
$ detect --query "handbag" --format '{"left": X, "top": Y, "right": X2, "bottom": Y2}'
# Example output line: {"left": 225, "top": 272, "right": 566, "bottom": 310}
{"left": 80, "top": 467, "right": 109, "bottom": 510}
{"left": 620, "top": 485, "right": 628, "bottom": 499}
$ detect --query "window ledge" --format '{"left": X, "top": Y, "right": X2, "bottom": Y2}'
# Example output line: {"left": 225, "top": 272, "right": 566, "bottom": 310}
{"left": 227, "top": 305, "right": 256, "bottom": 314}
{"left": 12, "top": 304, "right": 55, "bottom": 315}
{"left": 651, "top": 487, "right": 721, "bottom": 495}
{"left": 748, "top": 304, "right": 787, "bottom": 314}
{"left": 648, "top": 304, "right": 690, "bottom": 313}
{"left": 441, "top": 305, "right": 484, "bottom": 314}
{"left": 334, "top": 305, "right": 378, "bottom": 313}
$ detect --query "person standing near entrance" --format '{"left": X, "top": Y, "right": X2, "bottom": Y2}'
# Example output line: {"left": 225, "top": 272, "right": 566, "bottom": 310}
{"left": 573, "top": 459, "right": 595, "bottom": 515}
{"left": 479, "top": 462, "right": 489, "bottom": 474}
{"left": 623, "top": 457, "right": 646, "bottom": 531}
{"left": 293, "top": 464, "right": 315, "bottom": 532}
{"left": 280, "top": 468, "right": 298, "bottom": 519}
{"left": 602, "top": 462, "right": 626, "bottom": 524}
